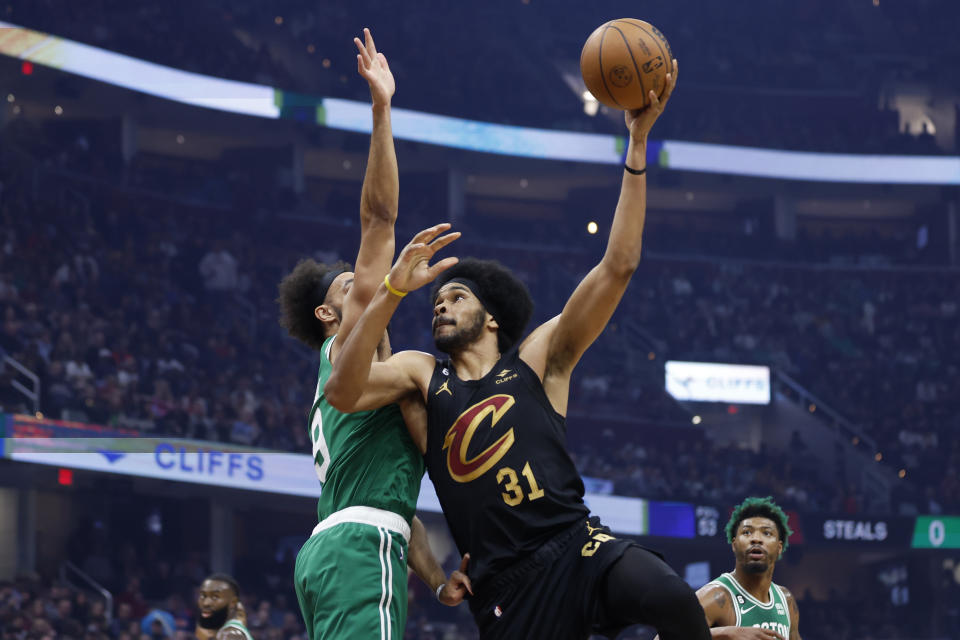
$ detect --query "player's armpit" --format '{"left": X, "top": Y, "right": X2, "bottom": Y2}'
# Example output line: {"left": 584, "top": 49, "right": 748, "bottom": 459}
{"left": 544, "top": 259, "right": 636, "bottom": 379}
{"left": 517, "top": 315, "right": 560, "bottom": 379}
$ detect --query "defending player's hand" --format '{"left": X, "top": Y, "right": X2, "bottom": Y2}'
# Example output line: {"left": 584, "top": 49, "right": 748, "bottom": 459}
{"left": 624, "top": 58, "right": 678, "bottom": 142}
{"left": 713, "top": 625, "right": 785, "bottom": 640}
{"left": 386, "top": 223, "right": 460, "bottom": 294}
{"left": 439, "top": 554, "right": 473, "bottom": 606}
{"left": 355, "top": 28, "right": 395, "bottom": 107}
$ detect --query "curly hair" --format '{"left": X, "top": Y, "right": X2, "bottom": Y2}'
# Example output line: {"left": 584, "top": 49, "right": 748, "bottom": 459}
{"left": 277, "top": 258, "right": 351, "bottom": 351}
{"left": 430, "top": 257, "right": 534, "bottom": 353}
{"left": 725, "top": 496, "right": 793, "bottom": 555}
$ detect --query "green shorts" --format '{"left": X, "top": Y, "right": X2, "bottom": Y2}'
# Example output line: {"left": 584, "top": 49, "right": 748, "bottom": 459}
{"left": 294, "top": 507, "right": 410, "bottom": 640}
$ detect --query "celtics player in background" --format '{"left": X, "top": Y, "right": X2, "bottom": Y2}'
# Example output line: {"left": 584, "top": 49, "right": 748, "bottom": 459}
{"left": 277, "top": 28, "right": 470, "bottom": 640}
{"left": 696, "top": 497, "right": 801, "bottom": 640}
{"left": 195, "top": 574, "right": 251, "bottom": 640}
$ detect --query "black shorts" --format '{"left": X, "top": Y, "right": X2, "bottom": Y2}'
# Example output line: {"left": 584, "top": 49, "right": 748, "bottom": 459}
{"left": 467, "top": 516, "right": 648, "bottom": 640}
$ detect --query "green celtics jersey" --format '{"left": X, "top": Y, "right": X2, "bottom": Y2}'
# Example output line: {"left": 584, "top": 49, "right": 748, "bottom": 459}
{"left": 221, "top": 619, "right": 254, "bottom": 640}
{"left": 710, "top": 573, "right": 791, "bottom": 638}
{"left": 308, "top": 336, "right": 425, "bottom": 523}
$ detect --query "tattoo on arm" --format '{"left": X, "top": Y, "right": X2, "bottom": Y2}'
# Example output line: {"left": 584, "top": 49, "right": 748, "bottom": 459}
{"left": 697, "top": 585, "right": 732, "bottom": 627}
{"left": 713, "top": 589, "right": 727, "bottom": 609}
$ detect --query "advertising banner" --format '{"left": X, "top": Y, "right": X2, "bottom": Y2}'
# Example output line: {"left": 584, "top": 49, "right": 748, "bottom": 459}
{"left": 666, "top": 361, "right": 771, "bottom": 405}
{"left": 1, "top": 415, "right": 650, "bottom": 533}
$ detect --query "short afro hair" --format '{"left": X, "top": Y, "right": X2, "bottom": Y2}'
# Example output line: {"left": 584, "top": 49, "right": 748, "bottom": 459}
{"left": 430, "top": 257, "right": 533, "bottom": 353}
{"left": 277, "top": 258, "right": 351, "bottom": 351}
{"left": 725, "top": 496, "right": 793, "bottom": 555}
{"left": 204, "top": 573, "right": 241, "bottom": 599}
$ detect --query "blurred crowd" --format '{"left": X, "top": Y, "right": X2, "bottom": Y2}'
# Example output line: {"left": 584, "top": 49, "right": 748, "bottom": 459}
{"left": 0, "top": 575, "right": 308, "bottom": 640}
{"left": 2, "top": 555, "right": 954, "bottom": 640}
{"left": 1, "top": 114, "right": 959, "bottom": 517}
{"left": 5, "top": 0, "right": 957, "bottom": 153}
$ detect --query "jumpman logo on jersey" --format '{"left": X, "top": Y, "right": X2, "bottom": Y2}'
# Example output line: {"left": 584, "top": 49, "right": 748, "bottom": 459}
{"left": 586, "top": 520, "right": 603, "bottom": 536}
{"left": 436, "top": 379, "right": 453, "bottom": 396}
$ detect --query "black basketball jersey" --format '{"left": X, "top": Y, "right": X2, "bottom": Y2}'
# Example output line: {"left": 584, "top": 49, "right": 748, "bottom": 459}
{"left": 425, "top": 347, "right": 589, "bottom": 588}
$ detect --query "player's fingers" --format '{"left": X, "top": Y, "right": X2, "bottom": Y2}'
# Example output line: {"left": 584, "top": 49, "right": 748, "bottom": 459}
{"left": 427, "top": 257, "right": 459, "bottom": 278}
{"left": 354, "top": 37, "right": 371, "bottom": 67}
{"left": 663, "top": 65, "right": 678, "bottom": 99}
{"left": 647, "top": 90, "right": 660, "bottom": 114}
{"left": 378, "top": 52, "right": 390, "bottom": 71}
{"left": 459, "top": 553, "right": 470, "bottom": 573}
{"left": 411, "top": 223, "right": 452, "bottom": 245}
{"left": 428, "top": 231, "right": 461, "bottom": 253}
{"left": 364, "top": 28, "right": 377, "bottom": 57}
{"left": 401, "top": 243, "right": 426, "bottom": 260}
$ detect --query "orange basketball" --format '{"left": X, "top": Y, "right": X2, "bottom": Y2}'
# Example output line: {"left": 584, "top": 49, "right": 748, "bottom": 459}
{"left": 580, "top": 19, "right": 675, "bottom": 111}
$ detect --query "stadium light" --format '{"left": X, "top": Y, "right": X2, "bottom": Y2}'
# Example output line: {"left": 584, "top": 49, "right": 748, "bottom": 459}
{"left": 582, "top": 90, "right": 599, "bottom": 116}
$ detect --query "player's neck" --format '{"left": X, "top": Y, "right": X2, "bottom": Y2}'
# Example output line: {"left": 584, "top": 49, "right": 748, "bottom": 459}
{"left": 732, "top": 566, "right": 775, "bottom": 602}
{"left": 450, "top": 343, "right": 501, "bottom": 381}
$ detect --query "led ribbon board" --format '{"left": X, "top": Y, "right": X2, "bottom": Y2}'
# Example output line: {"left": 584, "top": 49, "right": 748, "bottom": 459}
{"left": 2, "top": 21, "right": 959, "bottom": 182}
{"left": 1, "top": 415, "right": 649, "bottom": 534}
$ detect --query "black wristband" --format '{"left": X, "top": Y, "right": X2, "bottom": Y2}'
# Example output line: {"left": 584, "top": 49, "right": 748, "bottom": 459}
{"left": 624, "top": 164, "right": 647, "bottom": 175}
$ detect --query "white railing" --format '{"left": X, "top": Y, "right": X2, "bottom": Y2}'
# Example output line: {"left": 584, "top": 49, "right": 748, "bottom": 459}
{"left": 3, "top": 355, "right": 40, "bottom": 414}
{"left": 775, "top": 369, "right": 875, "bottom": 449}
{"left": 775, "top": 369, "right": 893, "bottom": 510}
{"left": 60, "top": 561, "right": 113, "bottom": 625}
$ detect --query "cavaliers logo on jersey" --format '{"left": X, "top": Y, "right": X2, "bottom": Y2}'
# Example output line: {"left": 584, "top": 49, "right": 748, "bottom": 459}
{"left": 443, "top": 394, "right": 516, "bottom": 483}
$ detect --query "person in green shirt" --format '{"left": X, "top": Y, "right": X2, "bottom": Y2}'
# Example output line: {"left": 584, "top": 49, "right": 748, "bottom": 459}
{"left": 697, "top": 497, "right": 802, "bottom": 640}
{"left": 276, "top": 28, "right": 469, "bottom": 640}
{"left": 195, "top": 574, "right": 251, "bottom": 640}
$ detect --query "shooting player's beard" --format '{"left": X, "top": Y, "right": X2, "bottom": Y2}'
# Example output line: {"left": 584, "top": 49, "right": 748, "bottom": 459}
{"left": 196, "top": 606, "right": 230, "bottom": 630}
{"left": 434, "top": 309, "right": 486, "bottom": 354}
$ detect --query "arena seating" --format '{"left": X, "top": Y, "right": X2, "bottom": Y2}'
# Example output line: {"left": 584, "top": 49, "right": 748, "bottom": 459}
{"left": 6, "top": 1, "right": 955, "bottom": 153}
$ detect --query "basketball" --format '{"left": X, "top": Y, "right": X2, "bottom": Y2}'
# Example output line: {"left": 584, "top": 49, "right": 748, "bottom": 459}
{"left": 580, "top": 19, "right": 675, "bottom": 111}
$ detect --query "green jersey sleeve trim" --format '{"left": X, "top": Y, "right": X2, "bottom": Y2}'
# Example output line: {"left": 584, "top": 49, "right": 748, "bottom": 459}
{"left": 221, "top": 619, "right": 254, "bottom": 640}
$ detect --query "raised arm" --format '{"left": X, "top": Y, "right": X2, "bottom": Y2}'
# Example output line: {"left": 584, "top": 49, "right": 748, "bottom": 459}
{"left": 407, "top": 516, "right": 472, "bottom": 606}
{"left": 520, "top": 62, "right": 678, "bottom": 413}
{"left": 324, "top": 224, "right": 460, "bottom": 412}
{"left": 331, "top": 28, "right": 400, "bottom": 361}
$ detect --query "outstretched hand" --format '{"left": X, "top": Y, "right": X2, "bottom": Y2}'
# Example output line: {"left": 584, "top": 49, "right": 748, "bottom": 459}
{"left": 438, "top": 554, "right": 473, "bottom": 606}
{"left": 386, "top": 223, "right": 460, "bottom": 294}
{"left": 625, "top": 59, "right": 678, "bottom": 142}
{"left": 355, "top": 28, "right": 395, "bottom": 106}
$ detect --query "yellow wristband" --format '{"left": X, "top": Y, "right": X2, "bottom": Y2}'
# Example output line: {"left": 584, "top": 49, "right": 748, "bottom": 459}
{"left": 383, "top": 274, "right": 408, "bottom": 298}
